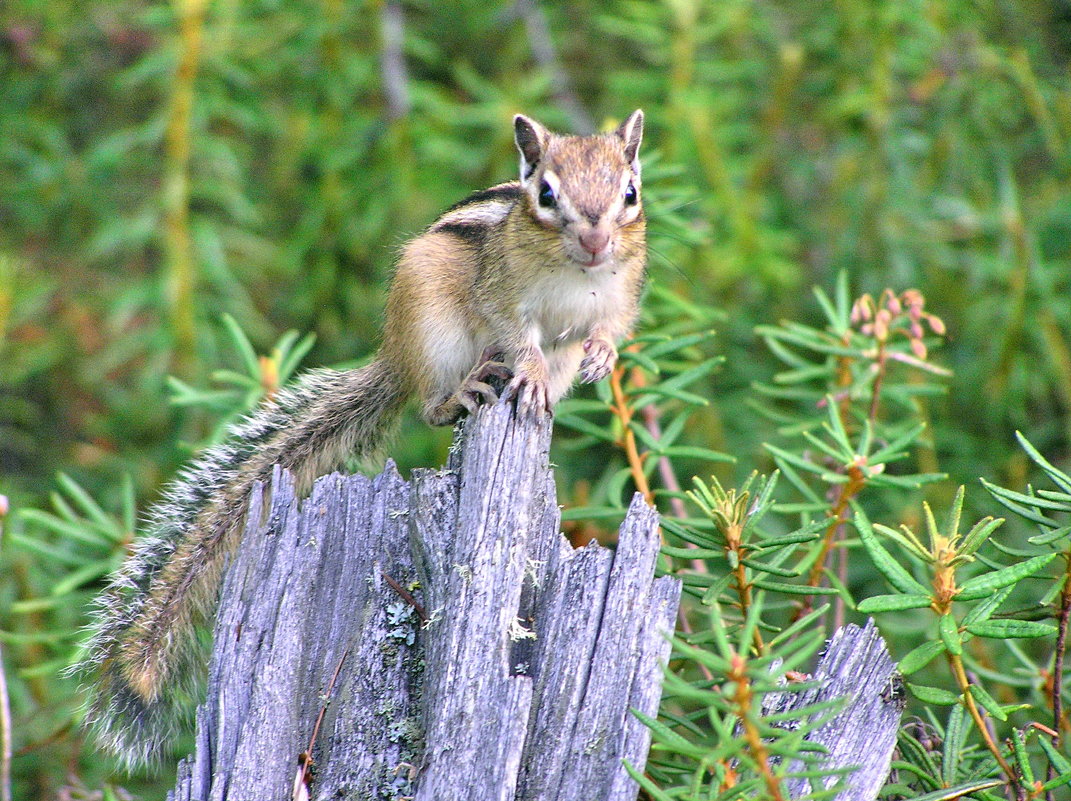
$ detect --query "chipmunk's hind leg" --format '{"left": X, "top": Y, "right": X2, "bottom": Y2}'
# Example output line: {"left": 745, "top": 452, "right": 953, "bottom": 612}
{"left": 423, "top": 347, "right": 513, "bottom": 426}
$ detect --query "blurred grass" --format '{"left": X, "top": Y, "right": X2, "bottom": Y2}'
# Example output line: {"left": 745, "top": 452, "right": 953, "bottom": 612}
{"left": 1, "top": 0, "right": 1069, "bottom": 796}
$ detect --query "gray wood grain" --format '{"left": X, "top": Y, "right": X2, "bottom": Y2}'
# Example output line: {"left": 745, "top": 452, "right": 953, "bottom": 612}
{"left": 169, "top": 402, "right": 680, "bottom": 801}
{"left": 763, "top": 619, "right": 905, "bottom": 801}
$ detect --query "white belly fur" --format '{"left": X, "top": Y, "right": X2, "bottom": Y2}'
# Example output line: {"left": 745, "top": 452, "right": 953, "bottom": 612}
{"left": 519, "top": 265, "right": 624, "bottom": 351}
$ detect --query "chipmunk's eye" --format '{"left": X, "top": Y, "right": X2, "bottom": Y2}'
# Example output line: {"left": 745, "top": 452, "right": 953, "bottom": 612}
{"left": 538, "top": 180, "right": 556, "bottom": 208}
{"left": 624, "top": 181, "right": 638, "bottom": 206}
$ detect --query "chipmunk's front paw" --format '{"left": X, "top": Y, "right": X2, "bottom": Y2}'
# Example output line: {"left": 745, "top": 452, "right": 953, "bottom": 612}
{"left": 503, "top": 372, "right": 550, "bottom": 418}
{"left": 579, "top": 338, "right": 617, "bottom": 383}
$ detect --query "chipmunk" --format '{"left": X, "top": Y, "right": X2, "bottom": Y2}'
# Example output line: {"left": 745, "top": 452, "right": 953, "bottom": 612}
{"left": 78, "top": 109, "right": 647, "bottom": 766}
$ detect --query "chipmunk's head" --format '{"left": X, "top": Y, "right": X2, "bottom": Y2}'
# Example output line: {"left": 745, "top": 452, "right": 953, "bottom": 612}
{"left": 514, "top": 109, "right": 644, "bottom": 268}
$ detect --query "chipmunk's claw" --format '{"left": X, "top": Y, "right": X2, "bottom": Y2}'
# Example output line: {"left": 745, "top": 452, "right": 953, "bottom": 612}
{"left": 503, "top": 373, "right": 550, "bottom": 418}
{"left": 579, "top": 338, "right": 617, "bottom": 383}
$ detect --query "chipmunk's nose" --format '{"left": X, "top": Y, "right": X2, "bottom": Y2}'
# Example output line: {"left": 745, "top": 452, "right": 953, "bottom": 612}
{"left": 579, "top": 227, "right": 610, "bottom": 255}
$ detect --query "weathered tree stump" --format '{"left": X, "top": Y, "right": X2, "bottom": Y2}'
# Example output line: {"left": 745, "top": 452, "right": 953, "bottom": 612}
{"left": 165, "top": 400, "right": 905, "bottom": 801}
{"left": 766, "top": 620, "right": 905, "bottom": 801}
{"left": 168, "top": 402, "right": 681, "bottom": 801}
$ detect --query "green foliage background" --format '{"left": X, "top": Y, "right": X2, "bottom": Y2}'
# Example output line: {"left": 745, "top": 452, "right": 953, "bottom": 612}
{"left": 1, "top": 0, "right": 1070, "bottom": 797}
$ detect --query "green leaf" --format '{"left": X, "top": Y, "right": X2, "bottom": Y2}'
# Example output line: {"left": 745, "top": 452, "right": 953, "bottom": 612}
{"left": 773, "top": 364, "right": 832, "bottom": 384}
{"left": 629, "top": 421, "right": 662, "bottom": 452}
{"left": 958, "top": 516, "right": 1004, "bottom": 557}
{"left": 938, "top": 614, "right": 962, "bottom": 655}
{"left": 1037, "top": 732, "right": 1071, "bottom": 774}
{"left": 11, "top": 592, "right": 94, "bottom": 613}
{"left": 1029, "top": 524, "right": 1071, "bottom": 546}
{"left": 0, "top": 629, "right": 81, "bottom": 645}
{"left": 8, "top": 532, "right": 88, "bottom": 568}
{"left": 661, "top": 545, "right": 725, "bottom": 561}
{"left": 988, "top": 482, "right": 1071, "bottom": 513}
{"left": 120, "top": 473, "right": 137, "bottom": 537}
{"left": 856, "top": 594, "right": 932, "bottom": 613}
{"left": 1041, "top": 771, "right": 1071, "bottom": 793}
{"left": 801, "top": 428, "right": 849, "bottom": 464}
{"left": 853, "top": 505, "right": 930, "bottom": 596}
{"left": 658, "top": 408, "right": 690, "bottom": 448}
{"left": 635, "top": 383, "right": 710, "bottom": 407}
{"left": 56, "top": 472, "right": 112, "bottom": 529}
{"left": 969, "top": 683, "right": 1007, "bottom": 722}
{"left": 277, "top": 332, "right": 316, "bottom": 380}
{"left": 965, "top": 619, "right": 1057, "bottom": 639}
{"left": 956, "top": 552, "right": 1057, "bottom": 600}
{"left": 898, "top": 780, "right": 1003, "bottom": 801}
{"left": 867, "top": 422, "right": 927, "bottom": 465}
{"left": 739, "top": 557, "right": 799, "bottom": 578}
{"left": 700, "top": 573, "right": 735, "bottom": 606}
{"left": 814, "top": 281, "right": 846, "bottom": 330}
{"left": 764, "top": 443, "right": 825, "bottom": 476}
{"left": 873, "top": 522, "right": 930, "bottom": 561}
{"left": 49, "top": 558, "right": 118, "bottom": 597}
{"left": 762, "top": 332, "right": 812, "bottom": 369}
{"left": 657, "top": 356, "right": 724, "bottom": 392}
{"left": 221, "top": 312, "right": 260, "bottom": 377}
{"left": 944, "top": 486, "right": 966, "bottom": 547}
{"left": 17, "top": 510, "right": 113, "bottom": 549}
{"left": 868, "top": 472, "right": 947, "bottom": 489}
{"left": 554, "top": 413, "right": 617, "bottom": 443}
{"left": 641, "top": 331, "right": 711, "bottom": 361}
{"left": 618, "top": 348, "right": 660, "bottom": 374}
{"left": 896, "top": 733, "right": 941, "bottom": 778}
{"left": 961, "top": 585, "right": 1015, "bottom": 627}
{"left": 907, "top": 684, "right": 959, "bottom": 705}
{"left": 752, "top": 524, "right": 825, "bottom": 550}
{"left": 898, "top": 640, "right": 946, "bottom": 675}
{"left": 704, "top": 602, "right": 733, "bottom": 659}
{"left": 1017, "top": 431, "right": 1071, "bottom": 495}
{"left": 656, "top": 445, "right": 734, "bottom": 463}
{"left": 981, "top": 479, "right": 1064, "bottom": 526}
{"left": 766, "top": 604, "right": 831, "bottom": 649}
{"left": 554, "top": 399, "right": 612, "bottom": 414}
{"left": 942, "top": 703, "right": 967, "bottom": 785}
{"left": 766, "top": 454, "right": 824, "bottom": 504}
{"left": 621, "top": 760, "right": 675, "bottom": 801}
{"left": 757, "top": 323, "right": 860, "bottom": 357}
{"left": 751, "top": 579, "right": 840, "bottom": 595}
{"left": 629, "top": 709, "right": 708, "bottom": 759}
{"left": 210, "top": 369, "right": 260, "bottom": 389}
{"left": 559, "top": 506, "right": 626, "bottom": 522}
{"left": 1011, "top": 728, "right": 1033, "bottom": 783}
{"left": 606, "top": 465, "right": 637, "bottom": 508}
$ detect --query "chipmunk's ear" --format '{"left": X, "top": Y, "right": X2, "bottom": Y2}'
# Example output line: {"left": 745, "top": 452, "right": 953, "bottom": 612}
{"left": 616, "top": 109, "right": 644, "bottom": 170}
{"left": 514, "top": 114, "right": 549, "bottom": 180}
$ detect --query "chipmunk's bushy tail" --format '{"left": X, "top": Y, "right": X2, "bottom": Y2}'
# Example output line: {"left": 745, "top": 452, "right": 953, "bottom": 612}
{"left": 75, "top": 360, "right": 407, "bottom": 767}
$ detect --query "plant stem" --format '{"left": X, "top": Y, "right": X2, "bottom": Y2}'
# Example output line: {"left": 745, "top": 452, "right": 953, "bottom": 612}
{"left": 868, "top": 342, "right": 887, "bottom": 422}
{"left": 377, "top": 0, "right": 410, "bottom": 121}
{"left": 796, "top": 466, "right": 865, "bottom": 621}
{"left": 609, "top": 361, "right": 716, "bottom": 661}
{"left": 629, "top": 363, "right": 708, "bottom": 572}
{"left": 609, "top": 365, "right": 652, "bottom": 506}
{"left": 948, "top": 652, "right": 1016, "bottom": 783}
{"left": 1046, "top": 555, "right": 1071, "bottom": 800}
{"left": 731, "top": 550, "right": 765, "bottom": 655}
{"left": 164, "top": 0, "right": 208, "bottom": 376}
{"left": 641, "top": 397, "right": 687, "bottom": 519}
{"left": 0, "top": 642, "right": 9, "bottom": 801}
{"left": 730, "top": 653, "right": 785, "bottom": 801}
{"left": 1054, "top": 559, "right": 1071, "bottom": 739}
